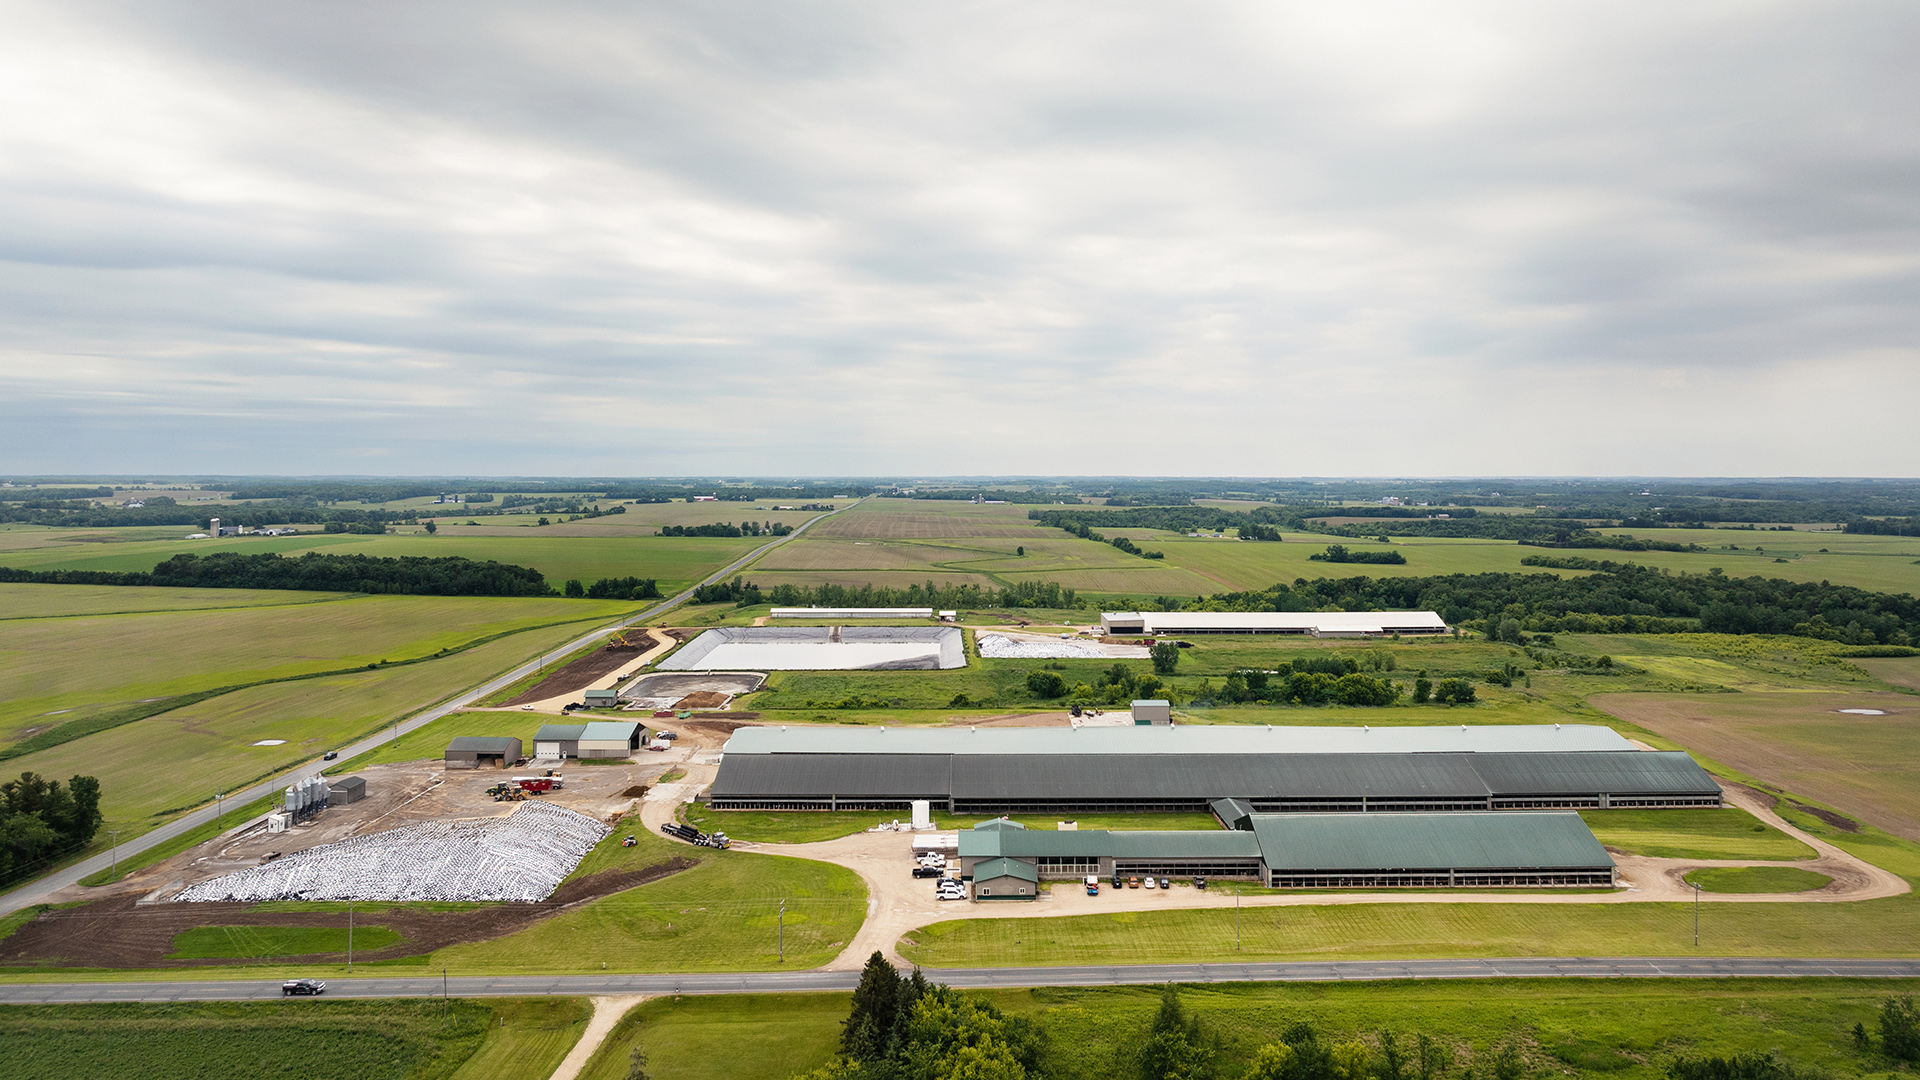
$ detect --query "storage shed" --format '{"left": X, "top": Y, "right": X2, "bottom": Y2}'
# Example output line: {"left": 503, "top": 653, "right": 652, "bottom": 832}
{"left": 1131, "top": 699, "right": 1172, "bottom": 725}
{"left": 534, "top": 724, "right": 587, "bottom": 759}
{"left": 583, "top": 689, "right": 620, "bottom": 708}
{"left": 445, "top": 737, "right": 522, "bottom": 770}
{"left": 327, "top": 775, "right": 367, "bottom": 804}
{"left": 970, "top": 858, "right": 1040, "bottom": 899}
{"left": 577, "top": 720, "right": 644, "bottom": 758}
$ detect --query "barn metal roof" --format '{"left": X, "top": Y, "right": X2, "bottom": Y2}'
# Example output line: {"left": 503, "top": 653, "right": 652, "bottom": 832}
{"left": 1250, "top": 812, "right": 1614, "bottom": 871}
{"left": 971, "top": 858, "right": 1040, "bottom": 883}
{"left": 710, "top": 748, "right": 1715, "bottom": 803}
{"left": 535, "top": 724, "right": 588, "bottom": 741}
{"left": 579, "top": 721, "right": 641, "bottom": 741}
{"left": 722, "top": 723, "right": 1634, "bottom": 757}
{"left": 1103, "top": 611, "right": 1449, "bottom": 634}
{"left": 1469, "top": 751, "right": 1722, "bottom": 796}
{"left": 446, "top": 737, "right": 520, "bottom": 754}
{"left": 961, "top": 828, "right": 1263, "bottom": 860}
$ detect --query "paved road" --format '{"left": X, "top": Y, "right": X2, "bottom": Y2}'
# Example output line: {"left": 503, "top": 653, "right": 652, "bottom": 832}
{"left": 1, "top": 957, "right": 1915, "bottom": 1004}
{"left": 0, "top": 499, "right": 860, "bottom": 916}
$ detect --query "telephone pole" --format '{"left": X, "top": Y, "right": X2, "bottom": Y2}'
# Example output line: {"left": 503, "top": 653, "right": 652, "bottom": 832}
{"left": 1235, "top": 885, "right": 1241, "bottom": 951}
{"left": 778, "top": 899, "right": 786, "bottom": 963}
{"left": 347, "top": 903, "right": 354, "bottom": 973}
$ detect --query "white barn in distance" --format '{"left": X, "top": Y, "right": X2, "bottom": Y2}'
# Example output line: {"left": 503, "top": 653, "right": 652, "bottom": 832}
{"left": 1101, "top": 611, "right": 1448, "bottom": 637}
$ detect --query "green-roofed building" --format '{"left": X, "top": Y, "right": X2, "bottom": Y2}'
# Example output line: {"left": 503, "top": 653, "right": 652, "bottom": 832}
{"left": 955, "top": 811, "right": 1615, "bottom": 890}
{"left": 971, "top": 858, "right": 1040, "bottom": 899}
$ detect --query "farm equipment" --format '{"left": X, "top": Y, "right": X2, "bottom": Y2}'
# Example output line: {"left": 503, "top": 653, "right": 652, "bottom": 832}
{"left": 609, "top": 630, "right": 632, "bottom": 648}
{"left": 660, "top": 822, "right": 731, "bottom": 849}
{"left": 486, "top": 783, "right": 529, "bottom": 802}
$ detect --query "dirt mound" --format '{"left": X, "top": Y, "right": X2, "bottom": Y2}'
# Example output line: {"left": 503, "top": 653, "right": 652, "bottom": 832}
{"left": 672, "top": 691, "right": 731, "bottom": 710}
{"left": 620, "top": 785, "right": 649, "bottom": 798}
{"left": 0, "top": 857, "right": 695, "bottom": 970}
{"left": 502, "top": 631, "right": 658, "bottom": 706}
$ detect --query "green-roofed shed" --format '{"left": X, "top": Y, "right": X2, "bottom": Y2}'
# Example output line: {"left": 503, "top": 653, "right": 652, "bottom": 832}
{"left": 971, "top": 858, "right": 1040, "bottom": 900}
{"left": 1249, "top": 811, "right": 1615, "bottom": 888}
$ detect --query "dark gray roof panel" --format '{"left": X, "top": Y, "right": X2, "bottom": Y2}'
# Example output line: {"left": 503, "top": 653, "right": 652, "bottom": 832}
{"left": 948, "top": 753, "right": 1489, "bottom": 801}
{"left": 446, "top": 737, "right": 521, "bottom": 754}
{"left": 961, "top": 828, "right": 1263, "bottom": 860}
{"left": 1469, "top": 752, "right": 1719, "bottom": 797}
{"left": 709, "top": 753, "right": 951, "bottom": 798}
{"left": 1251, "top": 812, "right": 1614, "bottom": 872}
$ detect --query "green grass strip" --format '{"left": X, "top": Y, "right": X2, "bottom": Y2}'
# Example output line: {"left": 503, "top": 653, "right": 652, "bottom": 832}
{"left": 77, "top": 795, "right": 278, "bottom": 888}
{"left": 1684, "top": 866, "right": 1833, "bottom": 893}
{"left": 168, "top": 925, "right": 401, "bottom": 959}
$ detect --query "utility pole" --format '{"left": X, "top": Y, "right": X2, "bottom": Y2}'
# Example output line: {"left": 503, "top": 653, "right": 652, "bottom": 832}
{"left": 108, "top": 829, "right": 120, "bottom": 879}
{"left": 443, "top": 968, "right": 448, "bottom": 1019}
{"left": 348, "top": 903, "right": 354, "bottom": 973}
{"left": 1235, "top": 885, "right": 1241, "bottom": 951}
{"left": 778, "top": 899, "right": 786, "bottom": 963}
{"left": 215, "top": 791, "right": 224, "bottom": 829}
{"left": 1692, "top": 881, "right": 1702, "bottom": 946}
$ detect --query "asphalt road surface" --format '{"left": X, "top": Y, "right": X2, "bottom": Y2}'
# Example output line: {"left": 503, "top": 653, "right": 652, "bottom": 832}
{"left": 2, "top": 957, "right": 1916, "bottom": 1004}
{"left": 0, "top": 499, "right": 861, "bottom": 916}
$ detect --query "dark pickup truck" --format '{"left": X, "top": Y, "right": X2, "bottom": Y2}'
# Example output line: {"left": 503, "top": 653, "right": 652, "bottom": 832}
{"left": 282, "top": 979, "right": 327, "bottom": 996}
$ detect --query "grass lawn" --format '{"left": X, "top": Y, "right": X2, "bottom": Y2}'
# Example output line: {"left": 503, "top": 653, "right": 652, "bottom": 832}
{"left": 168, "top": 924, "right": 403, "bottom": 959}
{"left": 0, "top": 998, "right": 499, "bottom": 1080}
{"left": 0, "top": 581, "right": 353, "bottom": 618}
{"left": 898, "top": 887, "right": 1920, "bottom": 968}
{"left": 1684, "top": 867, "right": 1833, "bottom": 893}
{"left": 1577, "top": 808, "right": 1815, "bottom": 860}
{"left": 447, "top": 997, "right": 592, "bottom": 1080}
{"left": 427, "top": 829, "right": 867, "bottom": 974}
{"left": 579, "top": 993, "right": 848, "bottom": 1080}
{"left": 681, "top": 807, "right": 1221, "bottom": 844}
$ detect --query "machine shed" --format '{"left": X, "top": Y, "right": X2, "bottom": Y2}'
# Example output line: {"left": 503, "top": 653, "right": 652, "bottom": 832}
{"left": 445, "top": 737, "right": 522, "bottom": 770}
{"left": 534, "top": 724, "right": 587, "bottom": 759}
{"left": 1250, "top": 812, "right": 1616, "bottom": 887}
{"left": 577, "top": 721, "right": 644, "bottom": 758}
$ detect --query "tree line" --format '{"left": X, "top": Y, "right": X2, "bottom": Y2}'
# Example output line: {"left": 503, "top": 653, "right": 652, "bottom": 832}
{"left": 1032, "top": 513, "right": 1165, "bottom": 558}
{"left": 0, "top": 551, "right": 553, "bottom": 597}
{"left": 1309, "top": 544, "right": 1407, "bottom": 565}
{"left": 1, "top": 771, "right": 103, "bottom": 886}
{"left": 658, "top": 521, "right": 793, "bottom": 537}
{"left": 691, "top": 577, "right": 1078, "bottom": 610}
{"left": 1163, "top": 563, "right": 1920, "bottom": 647}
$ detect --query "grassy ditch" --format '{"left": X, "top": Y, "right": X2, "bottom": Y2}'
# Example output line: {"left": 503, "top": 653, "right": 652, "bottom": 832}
{"left": 167, "top": 925, "right": 404, "bottom": 959}
{"left": 1577, "top": 807, "right": 1815, "bottom": 861}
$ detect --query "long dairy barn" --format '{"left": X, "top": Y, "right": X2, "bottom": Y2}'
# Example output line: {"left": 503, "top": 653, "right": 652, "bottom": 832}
{"left": 707, "top": 724, "right": 1722, "bottom": 813}
{"left": 1100, "top": 611, "right": 1449, "bottom": 637}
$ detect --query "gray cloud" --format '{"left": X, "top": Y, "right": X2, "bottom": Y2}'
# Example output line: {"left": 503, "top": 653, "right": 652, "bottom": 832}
{"left": 1, "top": 0, "right": 1916, "bottom": 476}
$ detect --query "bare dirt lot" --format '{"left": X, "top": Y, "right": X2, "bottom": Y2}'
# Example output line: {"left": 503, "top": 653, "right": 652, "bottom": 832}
{"left": 503, "top": 633, "right": 659, "bottom": 705}
{"left": 1593, "top": 691, "right": 1920, "bottom": 842}
{"left": 0, "top": 754, "right": 697, "bottom": 970}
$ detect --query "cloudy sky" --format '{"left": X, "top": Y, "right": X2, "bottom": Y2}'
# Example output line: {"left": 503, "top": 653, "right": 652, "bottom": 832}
{"left": 2, "top": 1, "right": 1915, "bottom": 477}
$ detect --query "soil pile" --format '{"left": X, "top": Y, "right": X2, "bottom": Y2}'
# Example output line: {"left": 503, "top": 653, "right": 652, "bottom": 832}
{"left": 503, "top": 631, "right": 658, "bottom": 706}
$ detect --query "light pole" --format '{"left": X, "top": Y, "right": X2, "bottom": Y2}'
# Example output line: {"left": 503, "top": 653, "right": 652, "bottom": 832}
{"left": 778, "top": 899, "right": 786, "bottom": 963}
{"left": 107, "top": 829, "right": 121, "bottom": 879}
{"left": 347, "top": 902, "right": 354, "bottom": 973}
{"left": 1235, "top": 885, "right": 1241, "bottom": 951}
{"left": 1692, "top": 881, "right": 1702, "bottom": 946}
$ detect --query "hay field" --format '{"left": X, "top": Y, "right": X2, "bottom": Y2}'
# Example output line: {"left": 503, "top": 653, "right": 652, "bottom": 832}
{"left": 808, "top": 498, "right": 1040, "bottom": 539}
{"left": 0, "top": 531, "right": 761, "bottom": 592}
{"left": 9, "top": 619, "right": 599, "bottom": 827}
{"left": 0, "top": 582, "right": 347, "bottom": 619}
{"left": 1591, "top": 691, "right": 1920, "bottom": 841}
{"left": 0, "top": 592, "right": 636, "bottom": 744}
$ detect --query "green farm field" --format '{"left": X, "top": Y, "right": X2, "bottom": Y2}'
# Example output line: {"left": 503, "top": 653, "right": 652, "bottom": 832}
{"left": 0, "top": 590, "right": 638, "bottom": 743}
{"left": 6, "top": 614, "right": 613, "bottom": 831}
{"left": 0, "top": 530, "right": 762, "bottom": 593}
{"left": 0, "top": 998, "right": 581, "bottom": 1080}
{"left": 0, "top": 581, "right": 351, "bottom": 618}
{"left": 583, "top": 979, "right": 1920, "bottom": 1080}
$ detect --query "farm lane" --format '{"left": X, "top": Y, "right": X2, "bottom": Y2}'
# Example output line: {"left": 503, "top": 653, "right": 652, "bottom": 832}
{"left": 0, "top": 498, "right": 864, "bottom": 917}
{"left": 547, "top": 993, "right": 652, "bottom": 1080}
{"left": 1, "top": 957, "right": 1918, "bottom": 1005}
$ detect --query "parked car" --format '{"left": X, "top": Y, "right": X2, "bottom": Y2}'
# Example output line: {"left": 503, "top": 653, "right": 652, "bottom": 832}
{"left": 1194, "top": 876, "right": 1208, "bottom": 890}
{"left": 281, "top": 979, "right": 326, "bottom": 996}
{"left": 1112, "top": 872, "right": 1124, "bottom": 890}
{"left": 1142, "top": 876, "right": 1156, "bottom": 889}
{"left": 522, "top": 704, "right": 535, "bottom": 711}
{"left": 658, "top": 731, "right": 679, "bottom": 740}
{"left": 912, "top": 867, "right": 943, "bottom": 878}
{"left": 1159, "top": 877, "right": 1171, "bottom": 890}
{"left": 1127, "top": 877, "right": 1140, "bottom": 889}
{"left": 648, "top": 744, "right": 668, "bottom": 751}
{"left": 1085, "top": 875, "right": 1100, "bottom": 895}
